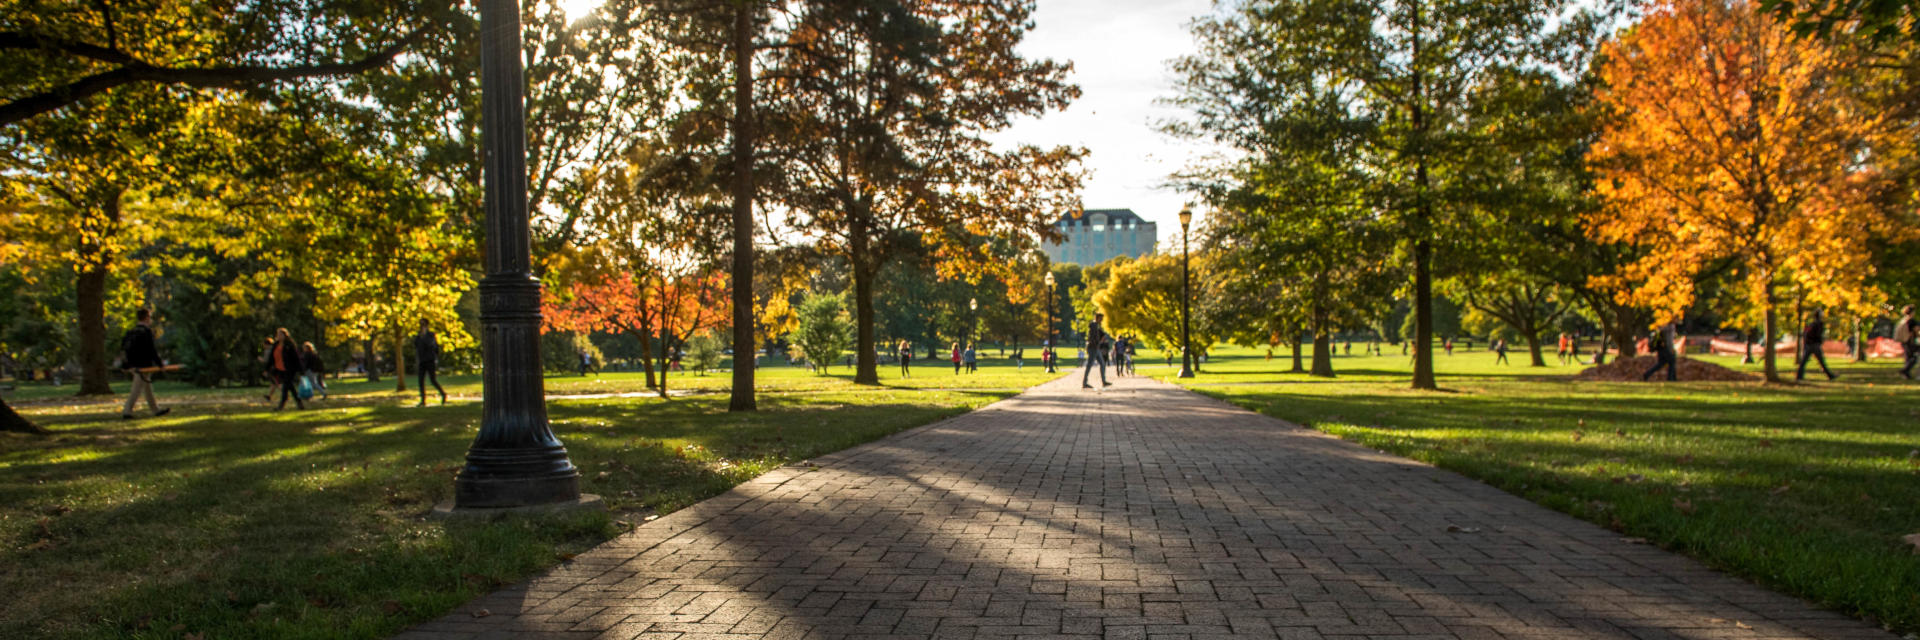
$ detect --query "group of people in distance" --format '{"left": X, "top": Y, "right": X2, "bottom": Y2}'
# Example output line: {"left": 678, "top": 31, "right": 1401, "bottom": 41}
{"left": 112, "top": 314, "right": 453, "bottom": 420}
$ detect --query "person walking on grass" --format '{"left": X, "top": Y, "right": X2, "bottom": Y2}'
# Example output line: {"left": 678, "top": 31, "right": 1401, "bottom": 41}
{"left": 301, "top": 341, "right": 328, "bottom": 400}
{"left": 898, "top": 339, "right": 913, "bottom": 378}
{"left": 579, "top": 348, "right": 599, "bottom": 377}
{"left": 413, "top": 319, "right": 448, "bottom": 406}
{"left": 950, "top": 342, "right": 962, "bottom": 374}
{"left": 963, "top": 343, "right": 978, "bottom": 373}
{"left": 1797, "top": 308, "right": 1838, "bottom": 381}
{"left": 1494, "top": 338, "right": 1510, "bottom": 365}
{"left": 118, "top": 307, "right": 172, "bottom": 420}
{"left": 268, "top": 328, "right": 307, "bottom": 411}
{"left": 1443, "top": 337, "right": 1454, "bottom": 356}
{"left": 1082, "top": 312, "right": 1111, "bottom": 389}
{"left": 1641, "top": 323, "right": 1678, "bottom": 382}
{"left": 1895, "top": 305, "right": 1918, "bottom": 379}
{"left": 257, "top": 336, "right": 280, "bottom": 402}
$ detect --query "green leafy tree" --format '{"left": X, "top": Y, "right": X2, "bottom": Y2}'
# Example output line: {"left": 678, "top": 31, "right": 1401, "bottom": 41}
{"left": 1167, "top": 0, "right": 1582, "bottom": 389}
{"left": 766, "top": 0, "right": 1085, "bottom": 385}
{"left": 685, "top": 330, "right": 724, "bottom": 374}
{"left": 790, "top": 292, "right": 852, "bottom": 374}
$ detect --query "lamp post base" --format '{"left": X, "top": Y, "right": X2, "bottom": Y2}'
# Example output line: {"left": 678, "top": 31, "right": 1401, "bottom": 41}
{"left": 431, "top": 494, "right": 605, "bottom": 522}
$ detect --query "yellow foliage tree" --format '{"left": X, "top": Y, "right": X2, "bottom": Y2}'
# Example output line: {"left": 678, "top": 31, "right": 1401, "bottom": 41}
{"left": 1589, "top": 0, "right": 1898, "bottom": 382}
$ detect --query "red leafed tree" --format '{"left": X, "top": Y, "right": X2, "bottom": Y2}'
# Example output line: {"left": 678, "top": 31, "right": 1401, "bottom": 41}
{"left": 543, "top": 268, "right": 730, "bottom": 398}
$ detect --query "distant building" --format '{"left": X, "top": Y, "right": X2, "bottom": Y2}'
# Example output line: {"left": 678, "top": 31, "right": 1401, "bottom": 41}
{"left": 1044, "top": 209, "right": 1158, "bottom": 266}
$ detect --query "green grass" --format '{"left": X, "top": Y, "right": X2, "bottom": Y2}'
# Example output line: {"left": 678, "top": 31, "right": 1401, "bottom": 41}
{"left": 0, "top": 359, "right": 1061, "bottom": 639}
{"left": 1171, "top": 344, "right": 1920, "bottom": 633}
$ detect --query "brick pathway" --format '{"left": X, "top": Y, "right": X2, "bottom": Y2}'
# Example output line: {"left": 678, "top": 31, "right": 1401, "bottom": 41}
{"left": 397, "top": 375, "right": 1894, "bottom": 640}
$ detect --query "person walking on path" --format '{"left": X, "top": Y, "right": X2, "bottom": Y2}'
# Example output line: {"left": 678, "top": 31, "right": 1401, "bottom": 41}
{"left": 1082, "top": 312, "right": 1111, "bottom": 389}
{"left": 1641, "top": 323, "right": 1679, "bottom": 382}
{"left": 897, "top": 340, "right": 913, "bottom": 378}
{"left": 118, "top": 308, "right": 172, "bottom": 420}
{"left": 1896, "top": 305, "right": 1918, "bottom": 379}
{"left": 413, "top": 319, "right": 448, "bottom": 406}
{"left": 963, "top": 343, "right": 978, "bottom": 373}
{"left": 301, "top": 341, "right": 329, "bottom": 400}
{"left": 1493, "top": 338, "right": 1510, "bottom": 365}
{"left": 268, "top": 328, "right": 307, "bottom": 411}
{"left": 1796, "top": 309, "right": 1838, "bottom": 381}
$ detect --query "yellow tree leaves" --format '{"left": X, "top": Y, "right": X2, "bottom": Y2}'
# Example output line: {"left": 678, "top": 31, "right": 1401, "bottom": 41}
{"left": 1590, "top": 0, "right": 1895, "bottom": 332}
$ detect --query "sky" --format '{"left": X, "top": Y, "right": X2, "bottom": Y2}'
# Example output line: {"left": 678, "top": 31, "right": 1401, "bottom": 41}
{"left": 988, "top": 0, "right": 1221, "bottom": 249}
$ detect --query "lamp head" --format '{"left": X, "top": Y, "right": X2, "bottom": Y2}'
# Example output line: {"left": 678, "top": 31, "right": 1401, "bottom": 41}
{"left": 1178, "top": 204, "right": 1193, "bottom": 227}
{"left": 1044, "top": 272, "right": 1055, "bottom": 286}
{"left": 970, "top": 298, "right": 977, "bottom": 311}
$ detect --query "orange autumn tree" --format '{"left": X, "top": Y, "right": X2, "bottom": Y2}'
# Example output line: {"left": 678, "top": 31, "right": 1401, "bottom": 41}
{"left": 1589, "top": 0, "right": 1894, "bottom": 382}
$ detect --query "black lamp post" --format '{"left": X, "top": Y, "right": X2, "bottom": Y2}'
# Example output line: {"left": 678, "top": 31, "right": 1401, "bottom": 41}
{"left": 1178, "top": 205, "right": 1195, "bottom": 379}
{"left": 447, "top": 0, "right": 590, "bottom": 512}
{"left": 1044, "top": 271, "right": 1057, "bottom": 373}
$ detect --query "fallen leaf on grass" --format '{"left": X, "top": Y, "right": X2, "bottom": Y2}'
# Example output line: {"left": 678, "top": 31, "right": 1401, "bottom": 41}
{"left": 43, "top": 504, "right": 71, "bottom": 516}
{"left": 25, "top": 538, "right": 54, "bottom": 551}
{"left": 472, "top": 608, "right": 491, "bottom": 618}
{"left": 381, "top": 601, "right": 405, "bottom": 615}
{"left": 1758, "top": 439, "right": 1773, "bottom": 448}
{"left": 1771, "top": 485, "right": 1790, "bottom": 495}
{"left": 1677, "top": 454, "right": 1694, "bottom": 464}
{"left": 1572, "top": 430, "right": 1584, "bottom": 442}
{"left": 1735, "top": 621, "right": 1752, "bottom": 630}
{"left": 1903, "top": 533, "right": 1920, "bottom": 554}
{"left": 1673, "top": 499, "right": 1696, "bottom": 515}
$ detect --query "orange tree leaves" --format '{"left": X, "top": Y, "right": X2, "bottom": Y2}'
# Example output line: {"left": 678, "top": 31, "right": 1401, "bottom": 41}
{"left": 1590, "top": 0, "right": 1902, "bottom": 380}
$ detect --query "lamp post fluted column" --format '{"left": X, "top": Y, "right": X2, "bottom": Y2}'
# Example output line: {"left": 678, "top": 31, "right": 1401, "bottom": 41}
{"left": 451, "top": 0, "right": 586, "bottom": 510}
{"left": 1178, "top": 205, "right": 1195, "bottom": 379}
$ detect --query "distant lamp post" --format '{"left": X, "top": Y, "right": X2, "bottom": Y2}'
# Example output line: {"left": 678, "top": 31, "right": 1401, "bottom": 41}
{"left": 968, "top": 297, "right": 977, "bottom": 347}
{"left": 1044, "top": 271, "right": 1057, "bottom": 373}
{"left": 438, "top": 0, "right": 596, "bottom": 516}
{"left": 1178, "top": 205, "right": 1195, "bottom": 379}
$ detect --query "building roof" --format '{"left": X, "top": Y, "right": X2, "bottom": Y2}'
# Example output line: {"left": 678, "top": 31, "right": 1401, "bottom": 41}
{"left": 1057, "top": 208, "right": 1153, "bottom": 227}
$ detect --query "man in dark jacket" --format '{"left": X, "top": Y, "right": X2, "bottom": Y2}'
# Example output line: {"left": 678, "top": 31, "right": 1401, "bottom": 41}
{"left": 119, "top": 308, "right": 171, "bottom": 419}
{"left": 413, "top": 319, "right": 448, "bottom": 406}
{"left": 1641, "top": 323, "right": 1678, "bottom": 382}
{"left": 1081, "top": 312, "right": 1111, "bottom": 389}
{"left": 1796, "top": 308, "right": 1837, "bottom": 381}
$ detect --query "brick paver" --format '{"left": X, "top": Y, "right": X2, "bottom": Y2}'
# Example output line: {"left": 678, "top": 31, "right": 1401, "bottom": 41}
{"left": 397, "top": 374, "right": 1895, "bottom": 639}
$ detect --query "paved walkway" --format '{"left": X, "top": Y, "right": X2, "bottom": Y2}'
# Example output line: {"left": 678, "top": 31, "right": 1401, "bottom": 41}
{"left": 398, "top": 375, "right": 1894, "bottom": 640}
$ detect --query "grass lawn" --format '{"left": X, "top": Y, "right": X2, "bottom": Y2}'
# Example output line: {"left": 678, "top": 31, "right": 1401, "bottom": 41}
{"left": 1169, "top": 343, "right": 1920, "bottom": 634}
{"left": 0, "top": 357, "right": 1061, "bottom": 639}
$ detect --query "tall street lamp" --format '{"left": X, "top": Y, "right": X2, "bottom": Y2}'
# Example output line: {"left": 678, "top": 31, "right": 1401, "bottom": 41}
{"left": 443, "top": 0, "right": 594, "bottom": 514}
{"left": 1178, "top": 205, "right": 1195, "bottom": 379}
{"left": 1044, "top": 271, "right": 1057, "bottom": 373}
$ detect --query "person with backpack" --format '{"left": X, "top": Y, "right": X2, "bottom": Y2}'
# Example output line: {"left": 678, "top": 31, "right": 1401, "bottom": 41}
{"left": 1493, "top": 338, "right": 1510, "bottom": 365}
{"left": 301, "top": 341, "right": 328, "bottom": 400}
{"left": 118, "top": 308, "right": 172, "bottom": 420}
{"left": 1797, "top": 308, "right": 1837, "bottom": 381}
{"left": 268, "top": 328, "right": 307, "bottom": 411}
{"left": 413, "top": 319, "right": 448, "bottom": 406}
{"left": 1641, "top": 323, "right": 1678, "bottom": 382}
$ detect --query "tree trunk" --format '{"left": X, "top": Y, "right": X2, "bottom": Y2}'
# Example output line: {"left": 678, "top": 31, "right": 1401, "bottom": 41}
{"left": 636, "top": 331, "right": 658, "bottom": 390}
{"left": 1408, "top": 0, "right": 1437, "bottom": 391}
{"left": 1310, "top": 334, "right": 1335, "bottom": 378}
{"left": 365, "top": 339, "right": 380, "bottom": 382}
{"left": 394, "top": 327, "right": 408, "bottom": 392}
{"left": 1608, "top": 305, "right": 1639, "bottom": 359}
{"left": 1761, "top": 280, "right": 1779, "bottom": 382}
{"left": 1525, "top": 333, "right": 1546, "bottom": 367}
{"left": 1854, "top": 317, "right": 1868, "bottom": 362}
{"left": 1290, "top": 334, "right": 1305, "bottom": 373}
{"left": 726, "top": 3, "right": 758, "bottom": 412}
{"left": 75, "top": 260, "right": 113, "bottom": 395}
{"left": 0, "top": 395, "right": 46, "bottom": 434}
{"left": 656, "top": 292, "right": 672, "bottom": 399}
{"left": 851, "top": 261, "right": 879, "bottom": 385}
